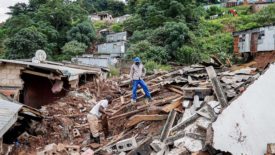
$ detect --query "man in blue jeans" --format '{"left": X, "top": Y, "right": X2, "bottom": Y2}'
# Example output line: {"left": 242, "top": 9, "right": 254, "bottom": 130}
{"left": 130, "top": 57, "right": 152, "bottom": 104}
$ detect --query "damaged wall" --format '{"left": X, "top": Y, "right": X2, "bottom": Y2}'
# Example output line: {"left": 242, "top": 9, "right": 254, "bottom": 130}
{"left": 0, "top": 64, "right": 24, "bottom": 99}
{"left": 0, "top": 64, "right": 24, "bottom": 87}
{"left": 212, "top": 63, "right": 275, "bottom": 155}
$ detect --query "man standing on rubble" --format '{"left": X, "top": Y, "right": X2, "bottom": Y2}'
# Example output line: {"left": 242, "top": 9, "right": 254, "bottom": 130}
{"left": 130, "top": 57, "right": 152, "bottom": 104}
{"left": 87, "top": 96, "right": 113, "bottom": 144}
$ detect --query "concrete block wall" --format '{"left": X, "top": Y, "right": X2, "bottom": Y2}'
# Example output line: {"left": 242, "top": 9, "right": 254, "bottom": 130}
{"left": 0, "top": 64, "right": 24, "bottom": 87}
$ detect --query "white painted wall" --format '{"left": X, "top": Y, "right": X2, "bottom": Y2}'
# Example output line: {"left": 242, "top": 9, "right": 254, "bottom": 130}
{"left": 239, "top": 33, "right": 251, "bottom": 53}
{"left": 212, "top": 63, "right": 275, "bottom": 155}
{"left": 257, "top": 26, "right": 275, "bottom": 51}
{"left": 238, "top": 26, "right": 275, "bottom": 53}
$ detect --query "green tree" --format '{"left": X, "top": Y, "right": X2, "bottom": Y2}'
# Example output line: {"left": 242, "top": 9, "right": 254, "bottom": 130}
{"left": 7, "top": 3, "right": 29, "bottom": 16}
{"left": 128, "top": 40, "right": 169, "bottom": 63}
{"left": 107, "top": 0, "right": 126, "bottom": 17}
{"left": 29, "top": 0, "right": 48, "bottom": 11}
{"left": 60, "top": 40, "right": 87, "bottom": 60}
{"left": 3, "top": 14, "right": 34, "bottom": 35}
{"left": 67, "top": 21, "right": 96, "bottom": 46}
{"left": 34, "top": 0, "right": 88, "bottom": 32}
{"left": 4, "top": 27, "right": 48, "bottom": 59}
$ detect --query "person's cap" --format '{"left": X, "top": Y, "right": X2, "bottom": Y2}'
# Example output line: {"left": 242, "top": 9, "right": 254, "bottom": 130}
{"left": 105, "top": 95, "right": 113, "bottom": 101}
{"left": 133, "top": 57, "right": 141, "bottom": 63}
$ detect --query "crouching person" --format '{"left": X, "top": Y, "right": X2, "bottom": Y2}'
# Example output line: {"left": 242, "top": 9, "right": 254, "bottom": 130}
{"left": 87, "top": 96, "right": 113, "bottom": 144}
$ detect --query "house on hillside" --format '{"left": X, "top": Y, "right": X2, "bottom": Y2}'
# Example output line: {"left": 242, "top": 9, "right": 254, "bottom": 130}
{"left": 90, "top": 12, "right": 113, "bottom": 22}
{"left": 224, "top": 0, "right": 275, "bottom": 7}
{"left": 72, "top": 32, "right": 128, "bottom": 68}
{"left": 233, "top": 24, "right": 275, "bottom": 59}
{"left": 97, "top": 41, "right": 126, "bottom": 57}
{"left": 114, "top": 14, "right": 131, "bottom": 23}
{"left": 106, "top": 32, "right": 127, "bottom": 43}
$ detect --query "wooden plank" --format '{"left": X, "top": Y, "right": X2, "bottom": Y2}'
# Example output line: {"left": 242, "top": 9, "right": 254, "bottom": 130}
{"left": 109, "top": 95, "right": 179, "bottom": 120}
{"left": 126, "top": 114, "right": 167, "bottom": 128}
{"left": 22, "top": 70, "right": 62, "bottom": 80}
{"left": 162, "top": 97, "right": 183, "bottom": 113}
{"left": 167, "top": 87, "right": 183, "bottom": 95}
{"left": 120, "top": 96, "right": 125, "bottom": 105}
{"left": 206, "top": 66, "right": 228, "bottom": 108}
{"left": 111, "top": 88, "right": 161, "bottom": 116}
{"left": 160, "top": 110, "right": 177, "bottom": 142}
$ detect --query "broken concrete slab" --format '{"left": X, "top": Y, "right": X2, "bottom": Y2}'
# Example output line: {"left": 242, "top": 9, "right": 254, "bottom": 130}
{"left": 196, "top": 117, "right": 211, "bottom": 130}
{"left": 160, "top": 110, "right": 177, "bottom": 142}
{"left": 170, "top": 113, "right": 200, "bottom": 132}
{"left": 206, "top": 66, "right": 228, "bottom": 108}
{"left": 174, "top": 137, "right": 203, "bottom": 153}
{"left": 150, "top": 140, "right": 166, "bottom": 152}
{"left": 212, "top": 63, "right": 275, "bottom": 155}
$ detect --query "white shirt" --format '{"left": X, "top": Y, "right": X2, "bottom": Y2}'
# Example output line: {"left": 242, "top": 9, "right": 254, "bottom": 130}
{"left": 89, "top": 100, "right": 109, "bottom": 118}
{"left": 129, "top": 64, "right": 146, "bottom": 80}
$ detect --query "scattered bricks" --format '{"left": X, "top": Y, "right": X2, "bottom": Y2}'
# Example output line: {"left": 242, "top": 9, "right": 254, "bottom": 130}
{"left": 150, "top": 140, "right": 166, "bottom": 152}
{"left": 64, "top": 145, "right": 80, "bottom": 155}
{"left": 116, "top": 137, "right": 138, "bottom": 152}
{"left": 72, "top": 128, "right": 81, "bottom": 138}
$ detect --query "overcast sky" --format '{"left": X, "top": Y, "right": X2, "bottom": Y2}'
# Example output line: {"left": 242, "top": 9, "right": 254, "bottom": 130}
{"left": 0, "top": 0, "right": 29, "bottom": 22}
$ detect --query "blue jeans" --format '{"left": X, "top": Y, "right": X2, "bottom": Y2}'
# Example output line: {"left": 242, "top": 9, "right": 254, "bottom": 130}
{"left": 132, "top": 80, "right": 151, "bottom": 100}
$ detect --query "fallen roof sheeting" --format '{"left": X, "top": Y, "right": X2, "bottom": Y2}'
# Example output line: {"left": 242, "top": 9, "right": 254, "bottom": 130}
{"left": 212, "top": 63, "right": 275, "bottom": 155}
{"left": 0, "top": 99, "right": 22, "bottom": 138}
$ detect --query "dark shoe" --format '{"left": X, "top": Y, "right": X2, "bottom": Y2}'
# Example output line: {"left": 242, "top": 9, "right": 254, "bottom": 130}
{"left": 90, "top": 134, "right": 95, "bottom": 143}
{"left": 94, "top": 136, "right": 100, "bottom": 144}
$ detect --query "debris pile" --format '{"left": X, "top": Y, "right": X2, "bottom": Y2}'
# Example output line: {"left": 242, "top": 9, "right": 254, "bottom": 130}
{"left": 96, "top": 64, "right": 260, "bottom": 154}
{"left": 13, "top": 63, "right": 261, "bottom": 155}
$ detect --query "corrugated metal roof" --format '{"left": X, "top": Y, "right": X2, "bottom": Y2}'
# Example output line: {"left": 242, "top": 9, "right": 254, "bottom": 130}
{"left": 0, "top": 99, "right": 22, "bottom": 137}
{"left": 0, "top": 59, "right": 99, "bottom": 77}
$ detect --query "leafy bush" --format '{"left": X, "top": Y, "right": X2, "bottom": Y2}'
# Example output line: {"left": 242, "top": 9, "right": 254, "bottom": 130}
{"left": 127, "top": 40, "right": 169, "bottom": 63}
{"left": 93, "top": 21, "right": 109, "bottom": 31}
{"left": 109, "top": 66, "right": 120, "bottom": 77}
{"left": 111, "top": 23, "right": 123, "bottom": 32}
{"left": 145, "top": 61, "right": 171, "bottom": 74}
{"left": 60, "top": 41, "right": 87, "bottom": 60}
{"left": 67, "top": 21, "right": 96, "bottom": 46}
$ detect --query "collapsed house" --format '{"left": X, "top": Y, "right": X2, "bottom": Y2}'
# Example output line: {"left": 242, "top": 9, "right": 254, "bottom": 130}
{"left": 0, "top": 59, "right": 102, "bottom": 108}
{"left": 212, "top": 63, "right": 275, "bottom": 155}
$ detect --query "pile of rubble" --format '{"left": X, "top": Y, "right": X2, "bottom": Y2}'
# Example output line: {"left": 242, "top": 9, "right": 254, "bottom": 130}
{"left": 98, "top": 65, "right": 259, "bottom": 155}
{"left": 14, "top": 62, "right": 261, "bottom": 155}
